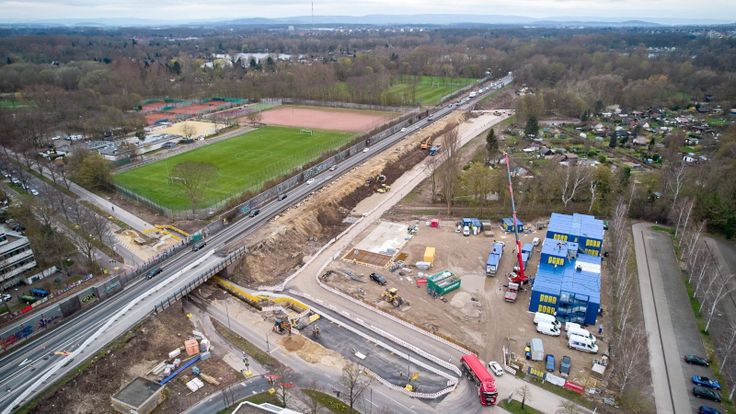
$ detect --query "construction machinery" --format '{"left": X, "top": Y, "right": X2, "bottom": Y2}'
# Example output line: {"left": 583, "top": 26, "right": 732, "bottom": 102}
{"left": 376, "top": 184, "right": 391, "bottom": 193}
{"left": 381, "top": 288, "right": 408, "bottom": 307}
{"left": 273, "top": 318, "right": 292, "bottom": 335}
{"left": 502, "top": 152, "right": 529, "bottom": 302}
{"left": 420, "top": 137, "right": 431, "bottom": 150}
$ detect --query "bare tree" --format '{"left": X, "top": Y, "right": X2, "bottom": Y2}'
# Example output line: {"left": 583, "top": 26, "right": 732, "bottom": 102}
{"left": 339, "top": 363, "right": 372, "bottom": 414}
{"left": 717, "top": 323, "right": 736, "bottom": 369}
{"left": 516, "top": 384, "right": 532, "bottom": 409}
{"left": 609, "top": 322, "right": 648, "bottom": 398}
{"left": 302, "top": 379, "right": 324, "bottom": 414}
{"left": 438, "top": 127, "right": 461, "bottom": 215}
{"left": 558, "top": 164, "right": 589, "bottom": 209}
{"left": 677, "top": 198, "right": 695, "bottom": 247}
{"left": 66, "top": 203, "right": 112, "bottom": 271}
{"left": 703, "top": 273, "right": 736, "bottom": 332}
{"left": 425, "top": 155, "right": 440, "bottom": 197}
{"left": 588, "top": 176, "right": 598, "bottom": 213}
{"left": 556, "top": 400, "right": 581, "bottom": 414}
{"left": 181, "top": 122, "right": 197, "bottom": 140}
{"left": 170, "top": 161, "right": 219, "bottom": 214}
{"left": 246, "top": 110, "right": 263, "bottom": 127}
{"left": 663, "top": 161, "right": 687, "bottom": 207}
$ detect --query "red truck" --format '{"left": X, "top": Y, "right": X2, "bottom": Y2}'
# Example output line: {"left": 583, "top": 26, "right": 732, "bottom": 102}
{"left": 460, "top": 354, "right": 498, "bottom": 406}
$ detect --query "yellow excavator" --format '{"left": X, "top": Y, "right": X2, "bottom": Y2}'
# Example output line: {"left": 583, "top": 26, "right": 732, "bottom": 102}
{"left": 381, "top": 288, "right": 408, "bottom": 307}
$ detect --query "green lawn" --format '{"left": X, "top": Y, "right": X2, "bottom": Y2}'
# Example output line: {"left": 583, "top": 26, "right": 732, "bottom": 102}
{"left": 387, "top": 83, "right": 459, "bottom": 106}
{"left": 394, "top": 75, "right": 476, "bottom": 86}
{"left": 115, "top": 126, "right": 355, "bottom": 210}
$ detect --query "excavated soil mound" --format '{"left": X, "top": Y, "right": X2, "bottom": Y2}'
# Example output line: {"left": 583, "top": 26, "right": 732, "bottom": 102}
{"left": 281, "top": 335, "right": 306, "bottom": 352}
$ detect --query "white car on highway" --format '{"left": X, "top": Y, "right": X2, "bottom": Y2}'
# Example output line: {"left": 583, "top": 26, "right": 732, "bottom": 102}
{"left": 306, "top": 178, "right": 315, "bottom": 185}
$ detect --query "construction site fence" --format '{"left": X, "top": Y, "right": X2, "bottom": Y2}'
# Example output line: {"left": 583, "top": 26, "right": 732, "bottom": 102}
{"left": 153, "top": 247, "right": 247, "bottom": 313}
{"left": 359, "top": 363, "right": 458, "bottom": 400}
{"left": 281, "top": 99, "right": 413, "bottom": 113}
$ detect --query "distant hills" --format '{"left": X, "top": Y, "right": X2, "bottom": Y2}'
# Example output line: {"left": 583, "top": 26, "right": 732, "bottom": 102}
{"left": 1, "top": 14, "right": 733, "bottom": 29}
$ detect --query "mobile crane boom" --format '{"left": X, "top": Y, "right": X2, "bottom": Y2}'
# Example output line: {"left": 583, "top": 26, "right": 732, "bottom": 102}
{"left": 503, "top": 152, "right": 527, "bottom": 284}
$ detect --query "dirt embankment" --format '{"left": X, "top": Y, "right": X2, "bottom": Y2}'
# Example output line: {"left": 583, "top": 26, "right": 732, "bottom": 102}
{"left": 232, "top": 113, "right": 467, "bottom": 287}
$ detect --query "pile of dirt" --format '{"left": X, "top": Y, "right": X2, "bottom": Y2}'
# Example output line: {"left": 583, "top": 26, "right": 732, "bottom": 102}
{"left": 477, "top": 88, "right": 519, "bottom": 111}
{"left": 296, "top": 339, "right": 345, "bottom": 368}
{"left": 281, "top": 335, "right": 306, "bottom": 352}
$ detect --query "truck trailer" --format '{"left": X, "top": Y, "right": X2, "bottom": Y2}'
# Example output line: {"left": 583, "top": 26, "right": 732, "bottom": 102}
{"left": 485, "top": 242, "right": 504, "bottom": 276}
{"left": 460, "top": 354, "right": 498, "bottom": 406}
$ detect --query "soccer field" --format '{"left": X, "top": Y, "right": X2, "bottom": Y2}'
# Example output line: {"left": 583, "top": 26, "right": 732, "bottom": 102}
{"left": 114, "top": 126, "right": 355, "bottom": 210}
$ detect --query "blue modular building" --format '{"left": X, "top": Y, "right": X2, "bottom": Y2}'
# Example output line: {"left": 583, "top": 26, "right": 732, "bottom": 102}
{"left": 546, "top": 213, "right": 604, "bottom": 257}
{"left": 502, "top": 218, "right": 524, "bottom": 233}
{"left": 522, "top": 243, "right": 533, "bottom": 257}
{"left": 486, "top": 242, "right": 504, "bottom": 276}
{"left": 529, "top": 213, "right": 603, "bottom": 326}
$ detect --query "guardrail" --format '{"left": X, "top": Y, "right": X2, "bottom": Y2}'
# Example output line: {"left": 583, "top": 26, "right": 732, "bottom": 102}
{"left": 153, "top": 247, "right": 247, "bottom": 313}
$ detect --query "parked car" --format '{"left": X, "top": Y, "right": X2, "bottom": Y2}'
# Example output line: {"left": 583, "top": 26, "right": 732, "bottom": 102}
{"left": 192, "top": 241, "right": 206, "bottom": 252}
{"left": 559, "top": 356, "right": 571, "bottom": 376}
{"left": 693, "top": 376, "right": 721, "bottom": 390}
{"left": 488, "top": 361, "right": 503, "bottom": 377}
{"left": 1, "top": 170, "right": 9, "bottom": 178}
{"left": 146, "top": 267, "right": 163, "bottom": 279}
{"left": 698, "top": 406, "right": 722, "bottom": 414}
{"left": 685, "top": 355, "right": 710, "bottom": 366}
{"left": 545, "top": 354, "right": 555, "bottom": 372}
{"left": 693, "top": 386, "right": 722, "bottom": 402}
{"left": 248, "top": 209, "right": 260, "bottom": 218}
{"left": 369, "top": 273, "right": 387, "bottom": 286}
{"left": 29, "top": 189, "right": 39, "bottom": 196}
{"left": 1, "top": 293, "right": 11, "bottom": 302}
{"left": 306, "top": 178, "right": 315, "bottom": 185}
{"left": 277, "top": 194, "right": 287, "bottom": 201}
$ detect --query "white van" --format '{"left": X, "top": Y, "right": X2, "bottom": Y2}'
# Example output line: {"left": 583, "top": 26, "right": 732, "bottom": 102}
{"left": 463, "top": 226, "right": 470, "bottom": 237}
{"left": 532, "top": 237, "right": 540, "bottom": 246}
{"left": 536, "top": 322, "right": 561, "bottom": 337}
{"left": 566, "top": 324, "right": 597, "bottom": 344}
{"left": 568, "top": 334, "right": 598, "bottom": 354}
{"left": 534, "top": 312, "right": 561, "bottom": 329}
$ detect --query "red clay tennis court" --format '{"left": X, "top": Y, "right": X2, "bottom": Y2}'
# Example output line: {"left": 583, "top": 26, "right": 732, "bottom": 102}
{"left": 144, "top": 113, "right": 172, "bottom": 125}
{"left": 165, "top": 100, "right": 230, "bottom": 115}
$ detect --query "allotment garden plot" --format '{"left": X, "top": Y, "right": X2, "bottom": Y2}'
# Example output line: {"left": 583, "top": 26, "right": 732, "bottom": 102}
{"left": 114, "top": 126, "right": 354, "bottom": 211}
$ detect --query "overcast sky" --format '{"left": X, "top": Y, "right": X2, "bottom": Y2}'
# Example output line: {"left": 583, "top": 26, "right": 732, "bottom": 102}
{"left": 2, "top": 0, "right": 734, "bottom": 22}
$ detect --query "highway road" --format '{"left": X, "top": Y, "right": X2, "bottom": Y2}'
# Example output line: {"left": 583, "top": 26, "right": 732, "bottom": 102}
{"left": 0, "top": 75, "right": 513, "bottom": 413}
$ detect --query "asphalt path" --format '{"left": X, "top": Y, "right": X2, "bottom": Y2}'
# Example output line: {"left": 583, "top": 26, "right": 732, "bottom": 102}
{"left": 633, "top": 223, "right": 720, "bottom": 414}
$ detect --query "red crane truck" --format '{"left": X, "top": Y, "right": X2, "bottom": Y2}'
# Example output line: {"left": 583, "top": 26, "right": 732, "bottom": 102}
{"left": 460, "top": 354, "right": 498, "bottom": 406}
{"left": 502, "top": 152, "right": 529, "bottom": 302}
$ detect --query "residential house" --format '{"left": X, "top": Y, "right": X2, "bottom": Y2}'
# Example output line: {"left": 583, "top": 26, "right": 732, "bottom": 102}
{"left": 633, "top": 137, "right": 649, "bottom": 146}
{"left": 512, "top": 167, "right": 534, "bottom": 178}
{"left": 539, "top": 147, "right": 553, "bottom": 156}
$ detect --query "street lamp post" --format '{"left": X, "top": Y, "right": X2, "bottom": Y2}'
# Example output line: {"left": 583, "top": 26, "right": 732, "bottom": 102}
{"left": 15, "top": 288, "right": 19, "bottom": 303}
{"left": 266, "top": 332, "right": 272, "bottom": 354}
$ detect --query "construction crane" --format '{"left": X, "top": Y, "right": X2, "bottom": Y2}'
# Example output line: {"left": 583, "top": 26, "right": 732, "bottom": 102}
{"left": 503, "top": 152, "right": 528, "bottom": 285}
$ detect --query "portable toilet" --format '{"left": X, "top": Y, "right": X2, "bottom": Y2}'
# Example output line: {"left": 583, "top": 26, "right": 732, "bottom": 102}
{"left": 431, "top": 219, "right": 440, "bottom": 228}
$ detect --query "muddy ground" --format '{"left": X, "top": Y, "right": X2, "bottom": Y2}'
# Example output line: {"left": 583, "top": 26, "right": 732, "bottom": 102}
{"left": 29, "top": 305, "right": 240, "bottom": 414}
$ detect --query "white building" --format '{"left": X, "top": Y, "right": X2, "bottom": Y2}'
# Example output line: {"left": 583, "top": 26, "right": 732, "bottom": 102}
{"left": 0, "top": 227, "right": 37, "bottom": 289}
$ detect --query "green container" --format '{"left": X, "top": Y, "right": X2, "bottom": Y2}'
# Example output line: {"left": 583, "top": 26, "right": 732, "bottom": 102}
{"left": 427, "top": 271, "right": 461, "bottom": 295}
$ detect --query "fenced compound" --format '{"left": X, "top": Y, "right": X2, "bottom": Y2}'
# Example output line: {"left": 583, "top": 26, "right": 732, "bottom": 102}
{"left": 116, "top": 103, "right": 420, "bottom": 220}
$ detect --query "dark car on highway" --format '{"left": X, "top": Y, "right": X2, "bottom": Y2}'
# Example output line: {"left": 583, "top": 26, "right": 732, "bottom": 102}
{"left": 192, "top": 241, "right": 206, "bottom": 252}
{"left": 686, "top": 355, "right": 710, "bottom": 366}
{"left": 370, "top": 273, "right": 387, "bottom": 285}
{"left": 146, "top": 267, "right": 162, "bottom": 279}
{"left": 278, "top": 194, "right": 287, "bottom": 201}
{"left": 249, "top": 209, "right": 260, "bottom": 217}
{"left": 693, "top": 386, "right": 722, "bottom": 402}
